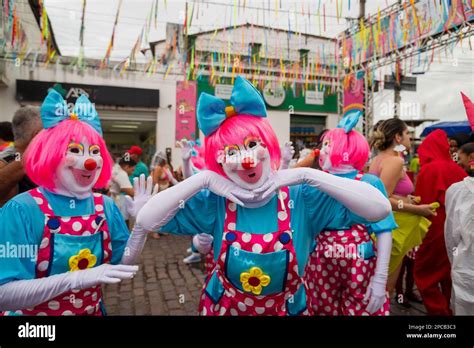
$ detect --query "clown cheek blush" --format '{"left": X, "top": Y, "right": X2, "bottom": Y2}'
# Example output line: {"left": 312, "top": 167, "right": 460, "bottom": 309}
{"left": 224, "top": 161, "right": 239, "bottom": 171}
{"left": 65, "top": 156, "right": 77, "bottom": 167}
{"left": 256, "top": 148, "right": 266, "bottom": 160}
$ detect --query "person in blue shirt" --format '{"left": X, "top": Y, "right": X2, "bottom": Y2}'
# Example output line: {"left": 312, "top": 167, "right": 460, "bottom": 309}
{"left": 0, "top": 90, "right": 154, "bottom": 316}
{"left": 303, "top": 110, "right": 396, "bottom": 316}
{"left": 136, "top": 77, "right": 392, "bottom": 316}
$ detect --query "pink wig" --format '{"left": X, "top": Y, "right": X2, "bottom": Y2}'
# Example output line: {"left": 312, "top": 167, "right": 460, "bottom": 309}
{"left": 204, "top": 115, "right": 281, "bottom": 177}
{"left": 322, "top": 128, "right": 369, "bottom": 170}
{"left": 24, "top": 120, "right": 113, "bottom": 191}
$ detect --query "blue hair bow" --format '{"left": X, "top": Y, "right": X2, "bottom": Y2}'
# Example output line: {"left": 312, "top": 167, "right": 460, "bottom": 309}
{"left": 40, "top": 89, "right": 103, "bottom": 135}
{"left": 197, "top": 76, "right": 267, "bottom": 136}
{"left": 337, "top": 109, "right": 362, "bottom": 134}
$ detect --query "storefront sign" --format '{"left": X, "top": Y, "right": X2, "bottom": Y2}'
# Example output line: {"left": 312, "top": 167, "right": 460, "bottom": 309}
{"left": 305, "top": 90, "right": 324, "bottom": 105}
{"left": 214, "top": 84, "right": 233, "bottom": 99}
{"left": 16, "top": 80, "right": 159, "bottom": 108}
{"left": 263, "top": 82, "right": 286, "bottom": 107}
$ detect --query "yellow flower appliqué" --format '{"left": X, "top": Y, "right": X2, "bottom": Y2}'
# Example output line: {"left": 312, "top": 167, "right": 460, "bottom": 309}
{"left": 69, "top": 248, "right": 97, "bottom": 272}
{"left": 240, "top": 267, "right": 271, "bottom": 295}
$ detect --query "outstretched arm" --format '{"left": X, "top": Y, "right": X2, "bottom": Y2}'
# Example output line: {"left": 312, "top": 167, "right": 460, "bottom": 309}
{"left": 255, "top": 168, "right": 391, "bottom": 222}
{"left": 137, "top": 170, "right": 254, "bottom": 233}
{"left": 0, "top": 264, "right": 138, "bottom": 311}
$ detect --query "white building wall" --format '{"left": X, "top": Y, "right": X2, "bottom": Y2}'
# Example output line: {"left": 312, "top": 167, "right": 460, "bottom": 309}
{"left": 326, "top": 113, "right": 340, "bottom": 129}
{"left": 0, "top": 60, "right": 187, "bottom": 165}
{"left": 266, "top": 110, "right": 290, "bottom": 145}
{"left": 0, "top": 60, "right": 340, "bottom": 167}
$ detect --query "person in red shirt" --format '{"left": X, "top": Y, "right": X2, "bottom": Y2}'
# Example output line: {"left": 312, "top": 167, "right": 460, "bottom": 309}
{"left": 413, "top": 129, "right": 467, "bottom": 315}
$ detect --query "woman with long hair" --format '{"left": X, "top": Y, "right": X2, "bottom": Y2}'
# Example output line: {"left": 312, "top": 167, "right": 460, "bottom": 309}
{"left": 368, "top": 118, "right": 436, "bottom": 300}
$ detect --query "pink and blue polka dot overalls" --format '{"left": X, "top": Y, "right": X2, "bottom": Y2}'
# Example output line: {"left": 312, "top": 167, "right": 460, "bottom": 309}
{"left": 3, "top": 188, "right": 113, "bottom": 316}
{"left": 198, "top": 187, "right": 306, "bottom": 316}
{"left": 304, "top": 172, "right": 390, "bottom": 316}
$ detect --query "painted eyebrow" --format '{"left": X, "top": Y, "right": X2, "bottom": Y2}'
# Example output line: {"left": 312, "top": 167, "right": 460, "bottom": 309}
{"left": 243, "top": 136, "right": 260, "bottom": 149}
{"left": 224, "top": 144, "right": 240, "bottom": 154}
{"left": 68, "top": 142, "right": 84, "bottom": 150}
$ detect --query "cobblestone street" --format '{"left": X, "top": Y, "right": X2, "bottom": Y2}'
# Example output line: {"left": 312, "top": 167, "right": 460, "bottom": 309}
{"left": 103, "top": 234, "right": 426, "bottom": 316}
{"left": 103, "top": 234, "right": 205, "bottom": 315}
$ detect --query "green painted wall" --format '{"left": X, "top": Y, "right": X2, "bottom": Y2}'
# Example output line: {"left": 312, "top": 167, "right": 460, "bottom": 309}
{"left": 196, "top": 77, "right": 338, "bottom": 113}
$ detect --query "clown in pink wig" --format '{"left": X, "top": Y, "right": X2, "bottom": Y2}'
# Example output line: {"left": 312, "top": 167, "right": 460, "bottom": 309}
{"left": 179, "top": 134, "right": 295, "bottom": 268}
{"left": 0, "top": 90, "right": 155, "bottom": 315}
{"left": 177, "top": 138, "right": 215, "bottom": 267}
{"left": 303, "top": 110, "right": 396, "bottom": 316}
{"left": 137, "top": 77, "right": 391, "bottom": 316}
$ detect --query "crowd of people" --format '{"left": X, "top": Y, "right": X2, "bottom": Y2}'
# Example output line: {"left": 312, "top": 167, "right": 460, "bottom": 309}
{"left": 0, "top": 78, "right": 472, "bottom": 317}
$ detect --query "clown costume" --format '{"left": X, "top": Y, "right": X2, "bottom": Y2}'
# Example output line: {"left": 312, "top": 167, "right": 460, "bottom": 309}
{"left": 136, "top": 77, "right": 391, "bottom": 316}
{"left": 304, "top": 111, "right": 396, "bottom": 316}
{"left": 0, "top": 90, "right": 155, "bottom": 315}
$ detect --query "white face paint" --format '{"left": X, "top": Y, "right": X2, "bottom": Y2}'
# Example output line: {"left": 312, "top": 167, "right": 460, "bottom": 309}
{"left": 54, "top": 137, "right": 103, "bottom": 199}
{"left": 319, "top": 138, "right": 332, "bottom": 171}
{"left": 219, "top": 136, "right": 272, "bottom": 190}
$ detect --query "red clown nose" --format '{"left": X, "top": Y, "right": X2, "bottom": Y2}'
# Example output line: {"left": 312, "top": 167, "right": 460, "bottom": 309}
{"left": 84, "top": 158, "right": 97, "bottom": 171}
{"left": 241, "top": 157, "right": 254, "bottom": 169}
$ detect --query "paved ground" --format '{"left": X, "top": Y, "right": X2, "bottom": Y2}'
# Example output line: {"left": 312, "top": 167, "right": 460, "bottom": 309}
{"left": 103, "top": 234, "right": 206, "bottom": 315}
{"left": 103, "top": 234, "right": 426, "bottom": 316}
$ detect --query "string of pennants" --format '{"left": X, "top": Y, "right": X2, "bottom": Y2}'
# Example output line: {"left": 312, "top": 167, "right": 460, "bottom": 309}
{"left": 1, "top": 0, "right": 472, "bottom": 92}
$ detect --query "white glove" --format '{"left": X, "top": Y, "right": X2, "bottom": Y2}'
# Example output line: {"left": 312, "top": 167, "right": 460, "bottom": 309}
{"left": 178, "top": 139, "right": 197, "bottom": 179}
{"left": 254, "top": 168, "right": 391, "bottom": 222}
{"left": 193, "top": 233, "right": 214, "bottom": 254}
{"left": 121, "top": 223, "right": 147, "bottom": 265}
{"left": 280, "top": 141, "right": 295, "bottom": 170}
{"left": 137, "top": 170, "right": 254, "bottom": 232}
{"left": 363, "top": 274, "right": 387, "bottom": 314}
{"left": 0, "top": 264, "right": 138, "bottom": 311}
{"left": 69, "top": 264, "right": 139, "bottom": 289}
{"left": 201, "top": 170, "right": 255, "bottom": 206}
{"left": 125, "top": 174, "right": 158, "bottom": 218}
{"left": 363, "top": 232, "right": 392, "bottom": 314}
{"left": 177, "top": 139, "right": 194, "bottom": 161}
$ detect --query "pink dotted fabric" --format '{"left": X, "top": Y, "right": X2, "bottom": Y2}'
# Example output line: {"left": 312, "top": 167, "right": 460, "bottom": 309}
{"left": 16, "top": 188, "right": 113, "bottom": 316}
{"left": 304, "top": 171, "right": 389, "bottom": 316}
{"left": 198, "top": 187, "right": 306, "bottom": 316}
{"left": 305, "top": 226, "right": 390, "bottom": 316}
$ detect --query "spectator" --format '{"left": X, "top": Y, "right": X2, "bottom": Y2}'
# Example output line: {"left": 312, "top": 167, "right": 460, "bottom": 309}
{"left": 368, "top": 118, "right": 435, "bottom": 303}
{"left": 457, "top": 142, "right": 474, "bottom": 175}
{"left": 448, "top": 133, "right": 469, "bottom": 158}
{"left": 127, "top": 146, "right": 149, "bottom": 182}
{"left": 0, "top": 122, "right": 14, "bottom": 152}
{"left": 110, "top": 155, "right": 136, "bottom": 223}
{"left": 414, "top": 130, "right": 467, "bottom": 315}
{"left": 0, "top": 106, "right": 42, "bottom": 207}
{"left": 445, "top": 168, "right": 474, "bottom": 315}
{"left": 151, "top": 151, "right": 176, "bottom": 191}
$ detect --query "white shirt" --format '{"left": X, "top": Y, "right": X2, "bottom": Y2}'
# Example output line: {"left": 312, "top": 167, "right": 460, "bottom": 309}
{"left": 445, "top": 176, "right": 474, "bottom": 311}
{"left": 110, "top": 163, "right": 133, "bottom": 219}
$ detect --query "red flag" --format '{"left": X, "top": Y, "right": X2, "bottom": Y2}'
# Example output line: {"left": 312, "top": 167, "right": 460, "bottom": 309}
{"left": 461, "top": 92, "right": 474, "bottom": 131}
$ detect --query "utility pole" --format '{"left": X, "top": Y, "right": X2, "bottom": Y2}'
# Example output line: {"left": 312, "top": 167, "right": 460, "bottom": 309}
{"left": 394, "top": 0, "right": 402, "bottom": 118}
{"left": 359, "top": 0, "right": 366, "bottom": 18}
